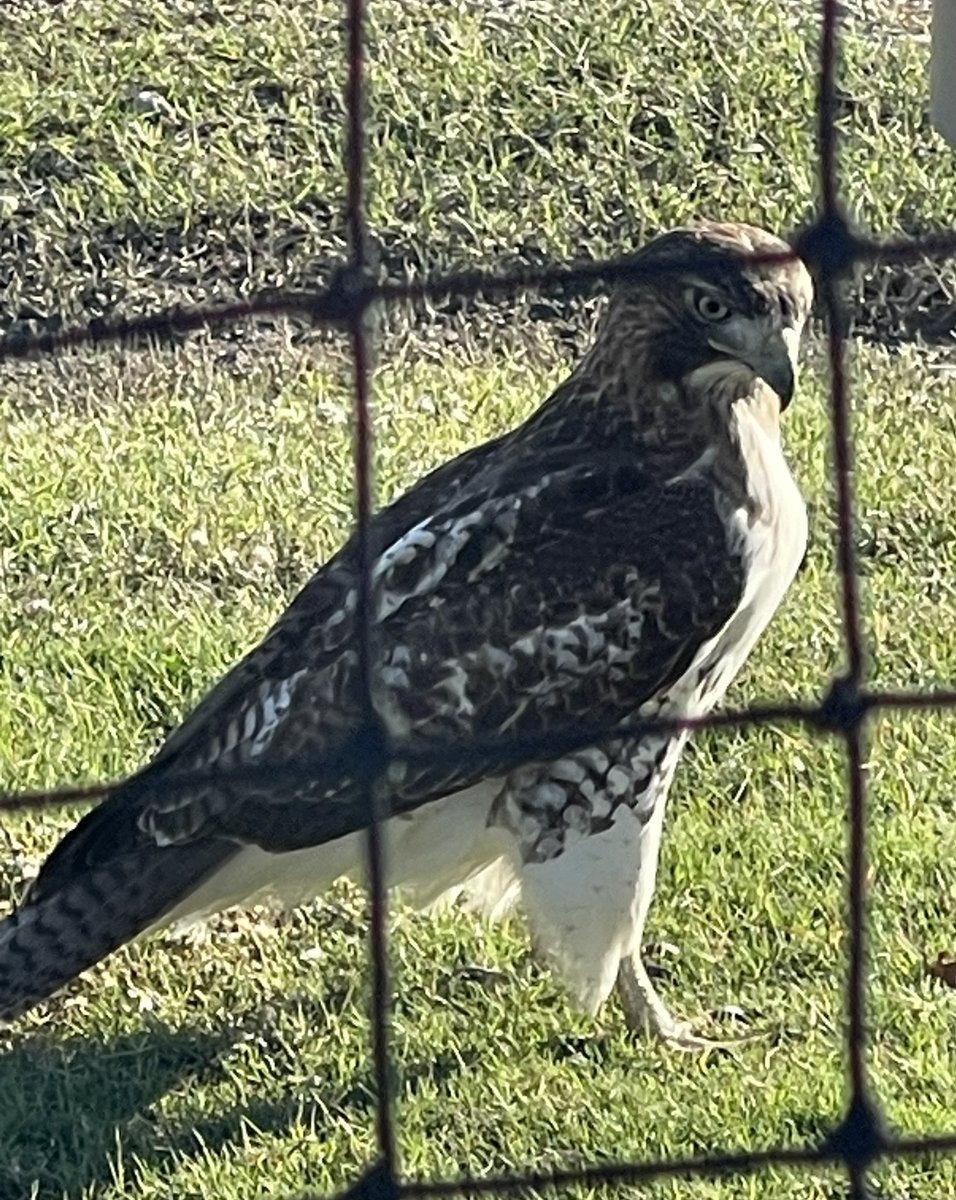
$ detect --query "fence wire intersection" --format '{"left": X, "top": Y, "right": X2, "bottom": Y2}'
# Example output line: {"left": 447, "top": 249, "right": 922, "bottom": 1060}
{"left": 1, "top": 1, "right": 956, "bottom": 1198}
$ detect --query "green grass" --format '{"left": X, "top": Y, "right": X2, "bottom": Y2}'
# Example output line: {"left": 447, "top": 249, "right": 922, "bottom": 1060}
{"left": 1, "top": 1, "right": 956, "bottom": 1198}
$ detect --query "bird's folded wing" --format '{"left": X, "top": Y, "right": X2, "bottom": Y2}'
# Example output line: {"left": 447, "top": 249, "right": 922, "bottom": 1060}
{"left": 30, "top": 445, "right": 746, "bottom": 893}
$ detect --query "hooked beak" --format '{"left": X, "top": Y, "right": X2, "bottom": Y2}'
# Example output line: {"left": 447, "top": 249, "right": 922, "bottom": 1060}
{"left": 708, "top": 325, "right": 799, "bottom": 409}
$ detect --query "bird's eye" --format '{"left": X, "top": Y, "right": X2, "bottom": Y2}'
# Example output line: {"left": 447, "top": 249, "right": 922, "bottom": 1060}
{"left": 689, "top": 290, "right": 731, "bottom": 323}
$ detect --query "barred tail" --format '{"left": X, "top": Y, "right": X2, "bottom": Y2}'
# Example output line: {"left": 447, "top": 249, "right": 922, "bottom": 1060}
{"left": 0, "top": 837, "right": 233, "bottom": 1020}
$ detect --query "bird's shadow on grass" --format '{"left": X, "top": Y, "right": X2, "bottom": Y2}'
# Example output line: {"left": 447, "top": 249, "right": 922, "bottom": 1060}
{"left": 0, "top": 1014, "right": 334, "bottom": 1200}
{"left": 0, "top": 998, "right": 469, "bottom": 1200}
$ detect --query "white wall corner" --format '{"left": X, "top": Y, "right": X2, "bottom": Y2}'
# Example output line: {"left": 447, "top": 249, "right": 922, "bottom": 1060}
{"left": 932, "top": 0, "right": 956, "bottom": 149}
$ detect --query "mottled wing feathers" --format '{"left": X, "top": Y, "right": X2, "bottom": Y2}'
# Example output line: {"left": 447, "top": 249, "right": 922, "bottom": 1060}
{"left": 23, "top": 439, "right": 507, "bottom": 906}
{"left": 148, "top": 431, "right": 512, "bottom": 772}
{"left": 67, "top": 448, "right": 746, "bottom": 862}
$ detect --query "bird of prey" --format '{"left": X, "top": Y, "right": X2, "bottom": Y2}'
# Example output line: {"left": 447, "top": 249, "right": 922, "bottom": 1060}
{"left": 0, "top": 221, "right": 812, "bottom": 1048}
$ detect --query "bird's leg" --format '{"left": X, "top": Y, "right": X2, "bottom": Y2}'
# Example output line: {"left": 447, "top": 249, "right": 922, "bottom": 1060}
{"left": 616, "top": 954, "right": 762, "bottom": 1052}
{"left": 613, "top": 803, "right": 726, "bottom": 1049}
{"left": 613, "top": 794, "right": 723, "bottom": 1051}
{"left": 616, "top": 954, "right": 712, "bottom": 1050}
{"left": 611, "top": 781, "right": 742, "bottom": 1051}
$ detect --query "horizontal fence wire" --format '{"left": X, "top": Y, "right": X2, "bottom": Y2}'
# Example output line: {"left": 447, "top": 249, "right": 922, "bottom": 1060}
{"left": 2, "top": 689, "right": 956, "bottom": 818}
{"left": 1, "top": 0, "right": 955, "bottom": 1198}
{"left": 2, "top": 229, "right": 956, "bottom": 365}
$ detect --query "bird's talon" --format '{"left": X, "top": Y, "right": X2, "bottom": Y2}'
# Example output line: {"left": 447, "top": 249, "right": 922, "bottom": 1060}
{"left": 616, "top": 956, "right": 764, "bottom": 1053}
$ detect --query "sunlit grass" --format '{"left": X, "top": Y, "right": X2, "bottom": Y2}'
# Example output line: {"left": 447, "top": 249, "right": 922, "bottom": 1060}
{"left": 1, "top": 1, "right": 954, "bottom": 1198}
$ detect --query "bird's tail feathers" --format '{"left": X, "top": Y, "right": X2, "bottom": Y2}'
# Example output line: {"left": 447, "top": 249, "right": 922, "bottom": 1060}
{"left": 0, "top": 837, "right": 233, "bottom": 1020}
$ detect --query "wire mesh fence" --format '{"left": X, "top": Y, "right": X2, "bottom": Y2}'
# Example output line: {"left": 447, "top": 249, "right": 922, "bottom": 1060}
{"left": 2, "top": 0, "right": 956, "bottom": 1197}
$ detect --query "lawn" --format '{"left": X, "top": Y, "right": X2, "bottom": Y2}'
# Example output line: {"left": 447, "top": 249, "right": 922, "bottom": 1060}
{"left": 1, "top": 1, "right": 955, "bottom": 1198}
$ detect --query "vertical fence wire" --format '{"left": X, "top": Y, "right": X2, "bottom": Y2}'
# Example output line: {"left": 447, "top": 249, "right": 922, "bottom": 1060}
{"left": 809, "top": 5, "right": 879, "bottom": 1193}
{"left": 343, "top": 0, "right": 398, "bottom": 1181}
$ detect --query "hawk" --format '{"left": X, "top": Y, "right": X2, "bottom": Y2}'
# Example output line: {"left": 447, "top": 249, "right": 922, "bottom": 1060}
{"left": 0, "top": 222, "right": 812, "bottom": 1048}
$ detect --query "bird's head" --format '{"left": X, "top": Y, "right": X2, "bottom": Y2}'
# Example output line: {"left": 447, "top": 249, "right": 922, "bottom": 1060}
{"left": 607, "top": 222, "right": 814, "bottom": 411}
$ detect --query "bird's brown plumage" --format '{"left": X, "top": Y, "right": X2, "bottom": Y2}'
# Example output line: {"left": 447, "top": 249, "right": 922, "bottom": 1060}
{"left": 0, "top": 221, "right": 813, "bottom": 1034}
